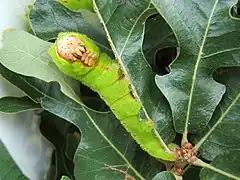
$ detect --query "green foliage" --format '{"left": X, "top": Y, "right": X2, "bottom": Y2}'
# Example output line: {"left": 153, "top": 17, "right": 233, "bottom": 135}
{"left": 152, "top": 0, "right": 240, "bottom": 138}
{"left": 0, "top": 96, "right": 40, "bottom": 113}
{"left": 0, "top": 142, "right": 28, "bottom": 180}
{"left": 0, "top": 0, "right": 240, "bottom": 179}
{"left": 48, "top": 32, "right": 176, "bottom": 161}
{"left": 0, "top": 64, "right": 166, "bottom": 180}
{"left": 200, "top": 150, "right": 240, "bottom": 180}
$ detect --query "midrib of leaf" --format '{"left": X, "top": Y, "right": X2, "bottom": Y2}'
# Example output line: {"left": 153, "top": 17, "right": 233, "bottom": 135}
{"left": 92, "top": 0, "right": 171, "bottom": 152}
{"left": 206, "top": 164, "right": 240, "bottom": 180}
{"left": 196, "top": 92, "right": 240, "bottom": 148}
{"left": 182, "top": 0, "right": 219, "bottom": 143}
{"left": 82, "top": 109, "right": 145, "bottom": 180}
{"left": 195, "top": 159, "right": 240, "bottom": 180}
{"left": 17, "top": 75, "right": 144, "bottom": 180}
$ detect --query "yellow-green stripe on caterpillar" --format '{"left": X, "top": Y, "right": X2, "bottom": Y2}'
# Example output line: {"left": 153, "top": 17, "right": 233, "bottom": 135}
{"left": 48, "top": 32, "right": 176, "bottom": 161}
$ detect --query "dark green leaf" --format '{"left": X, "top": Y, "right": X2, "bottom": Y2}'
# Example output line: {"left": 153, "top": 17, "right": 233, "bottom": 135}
{"left": 93, "top": 0, "right": 175, "bottom": 145}
{"left": 0, "top": 96, "right": 40, "bottom": 113}
{"left": 42, "top": 91, "right": 166, "bottom": 180}
{"left": 152, "top": 171, "right": 175, "bottom": 180}
{"left": 0, "top": 63, "right": 165, "bottom": 180}
{"left": 184, "top": 166, "right": 201, "bottom": 180}
{"left": 192, "top": 67, "right": 240, "bottom": 161}
{"left": 0, "top": 141, "right": 28, "bottom": 180}
{"left": 153, "top": 0, "right": 240, "bottom": 139}
{"left": 29, "top": 0, "right": 112, "bottom": 54}
{"left": 200, "top": 150, "right": 240, "bottom": 180}
{"left": 40, "top": 111, "right": 78, "bottom": 179}
{"left": 143, "top": 14, "right": 177, "bottom": 73}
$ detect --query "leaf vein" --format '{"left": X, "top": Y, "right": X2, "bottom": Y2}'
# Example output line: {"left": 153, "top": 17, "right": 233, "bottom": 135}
{"left": 183, "top": 0, "right": 219, "bottom": 142}
{"left": 119, "top": 4, "right": 152, "bottom": 57}
{"left": 202, "top": 47, "right": 240, "bottom": 59}
{"left": 196, "top": 92, "right": 240, "bottom": 148}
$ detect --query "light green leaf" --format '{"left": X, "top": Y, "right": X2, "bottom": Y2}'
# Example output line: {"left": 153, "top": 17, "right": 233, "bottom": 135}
{"left": 93, "top": 0, "right": 175, "bottom": 147}
{"left": 0, "top": 96, "right": 40, "bottom": 114}
{"left": 0, "top": 30, "right": 80, "bottom": 103}
{"left": 152, "top": 0, "right": 240, "bottom": 140}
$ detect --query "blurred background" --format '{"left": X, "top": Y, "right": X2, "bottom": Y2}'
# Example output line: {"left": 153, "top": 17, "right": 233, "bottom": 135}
{"left": 0, "top": 1, "right": 53, "bottom": 179}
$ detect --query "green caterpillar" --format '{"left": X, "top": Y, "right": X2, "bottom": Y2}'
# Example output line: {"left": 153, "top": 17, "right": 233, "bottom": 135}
{"left": 58, "top": 0, "right": 94, "bottom": 12}
{"left": 48, "top": 32, "right": 176, "bottom": 161}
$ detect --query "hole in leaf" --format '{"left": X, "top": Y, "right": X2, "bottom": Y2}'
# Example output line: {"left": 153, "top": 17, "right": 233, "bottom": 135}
{"left": 154, "top": 47, "right": 177, "bottom": 75}
{"left": 231, "top": 0, "right": 240, "bottom": 18}
{"left": 213, "top": 67, "right": 240, "bottom": 83}
{"left": 143, "top": 13, "right": 178, "bottom": 75}
{"left": 183, "top": 166, "right": 201, "bottom": 180}
{"left": 172, "top": 133, "right": 182, "bottom": 146}
{"left": 79, "top": 83, "right": 110, "bottom": 112}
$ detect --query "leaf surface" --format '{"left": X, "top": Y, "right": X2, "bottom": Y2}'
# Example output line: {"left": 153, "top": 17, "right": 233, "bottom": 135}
{"left": 152, "top": 0, "right": 240, "bottom": 139}
{"left": 200, "top": 150, "right": 240, "bottom": 180}
{"left": 192, "top": 67, "right": 240, "bottom": 161}
{"left": 0, "top": 141, "right": 28, "bottom": 180}
{"left": 0, "top": 96, "right": 40, "bottom": 114}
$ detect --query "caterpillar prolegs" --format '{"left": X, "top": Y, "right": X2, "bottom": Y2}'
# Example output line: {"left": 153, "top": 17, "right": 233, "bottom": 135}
{"left": 48, "top": 32, "right": 176, "bottom": 161}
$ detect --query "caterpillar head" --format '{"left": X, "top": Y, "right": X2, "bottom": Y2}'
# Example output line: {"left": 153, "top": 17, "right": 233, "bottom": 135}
{"left": 56, "top": 34, "right": 98, "bottom": 67}
{"left": 48, "top": 32, "right": 100, "bottom": 77}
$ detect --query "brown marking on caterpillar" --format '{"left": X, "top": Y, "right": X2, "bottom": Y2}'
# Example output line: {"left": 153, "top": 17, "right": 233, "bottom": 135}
{"left": 96, "top": 64, "right": 109, "bottom": 71}
{"left": 56, "top": 35, "right": 97, "bottom": 66}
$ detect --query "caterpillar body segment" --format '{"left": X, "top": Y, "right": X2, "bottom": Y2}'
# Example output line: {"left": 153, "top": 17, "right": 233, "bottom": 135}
{"left": 81, "top": 53, "right": 121, "bottom": 91}
{"left": 48, "top": 32, "right": 176, "bottom": 161}
{"left": 58, "top": 0, "right": 94, "bottom": 12}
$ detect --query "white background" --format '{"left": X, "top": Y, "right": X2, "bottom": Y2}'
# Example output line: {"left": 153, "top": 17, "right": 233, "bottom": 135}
{"left": 0, "top": 1, "right": 54, "bottom": 179}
